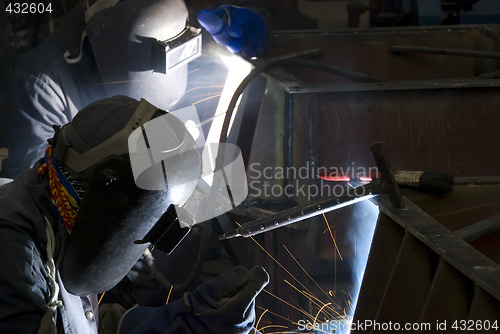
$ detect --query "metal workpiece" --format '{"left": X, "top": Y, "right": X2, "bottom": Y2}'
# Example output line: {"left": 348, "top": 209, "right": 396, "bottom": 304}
{"left": 454, "top": 213, "right": 500, "bottom": 243}
{"left": 229, "top": 25, "right": 500, "bottom": 326}
{"left": 352, "top": 196, "right": 500, "bottom": 330}
{"left": 391, "top": 45, "right": 500, "bottom": 60}
{"left": 258, "top": 26, "right": 500, "bottom": 182}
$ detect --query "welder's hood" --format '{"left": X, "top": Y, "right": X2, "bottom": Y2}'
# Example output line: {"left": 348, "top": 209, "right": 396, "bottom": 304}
{"left": 55, "top": 95, "right": 201, "bottom": 295}
{"left": 85, "top": 0, "right": 201, "bottom": 110}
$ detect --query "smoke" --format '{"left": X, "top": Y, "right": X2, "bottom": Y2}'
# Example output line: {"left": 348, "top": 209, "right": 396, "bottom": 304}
{"left": 350, "top": 200, "right": 379, "bottom": 303}
{"left": 343, "top": 199, "right": 379, "bottom": 333}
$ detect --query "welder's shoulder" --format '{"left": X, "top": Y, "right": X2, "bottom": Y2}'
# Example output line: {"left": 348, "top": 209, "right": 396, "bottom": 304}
{"left": 0, "top": 217, "right": 48, "bottom": 283}
{"left": 0, "top": 218, "right": 51, "bottom": 333}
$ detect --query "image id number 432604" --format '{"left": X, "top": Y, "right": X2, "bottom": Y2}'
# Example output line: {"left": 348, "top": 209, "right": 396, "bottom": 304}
{"left": 5, "top": 2, "right": 53, "bottom": 14}
{"left": 452, "top": 320, "right": 498, "bottom": 331}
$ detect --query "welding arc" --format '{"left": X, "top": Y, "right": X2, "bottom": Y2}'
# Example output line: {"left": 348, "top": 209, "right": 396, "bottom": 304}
{"left": 318, "top": 170, "right": 454, "bottom": 194}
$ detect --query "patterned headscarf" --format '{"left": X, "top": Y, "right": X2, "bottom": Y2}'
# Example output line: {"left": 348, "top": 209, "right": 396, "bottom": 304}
{"left": 38, "top": 146, "right": 85, "bottom": 232}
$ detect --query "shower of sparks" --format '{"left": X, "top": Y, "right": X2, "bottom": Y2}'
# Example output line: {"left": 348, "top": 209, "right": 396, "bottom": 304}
{"left": 237, "top": 219, "right": 355, "bottom": 334}
{"left": 283, "top": 280, "right": 326, "bottom": 317}
{"left": 235, "top": 223, "right": 317, "bottom": 298}
{"left": 283, "top": 280, "right": 341, "bottom": 320}
{"left": 257, "top": 305, "right": 300, "bottom": 327}
{"left": 282, "top": 245, "right": 336, "bottom": 306}
{"left": 263, "top": 289, "right": 316, "bottom": 321}
{"left": 323, "top": 213, "right": 344, "bottom": 296}
{"left": 301, "top": 290, "right": 337, "bottom": 316}
{"left": 230, "top": 177, "right": 378, "bottom": 331}
{"left": 314, "top": 302, "right": 333, "bottom": 326}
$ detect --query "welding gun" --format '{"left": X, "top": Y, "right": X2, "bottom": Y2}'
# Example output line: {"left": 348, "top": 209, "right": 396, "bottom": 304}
{"left": 219, "top": 142, "right": 404, "bottom": 240}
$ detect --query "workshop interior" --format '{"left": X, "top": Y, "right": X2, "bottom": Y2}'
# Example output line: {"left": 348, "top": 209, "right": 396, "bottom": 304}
{"left": 2, "top": 0, "right": 500, "bottom": 333}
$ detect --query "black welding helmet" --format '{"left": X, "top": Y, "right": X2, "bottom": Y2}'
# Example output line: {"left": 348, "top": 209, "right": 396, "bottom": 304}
{"left": 53, "top": 95, "right": 201, "bottom": 295}
{"left": 84, "top": 0, "right": 202, "bottom": 110}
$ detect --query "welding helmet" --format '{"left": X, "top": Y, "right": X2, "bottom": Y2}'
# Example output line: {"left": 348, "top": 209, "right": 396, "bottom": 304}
{"left": 52, "top": 95, "right": 201, "bottom": 295}
{"left": 84, "top": 0, "right": 202, "bottom": 110}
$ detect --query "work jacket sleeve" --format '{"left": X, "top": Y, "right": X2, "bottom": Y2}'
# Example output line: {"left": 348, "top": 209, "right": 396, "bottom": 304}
{"left": 0, "top": 218, "right": 51, "bottom": 334}
{"left": 4, "top": 70, "right": 72, "bottom": 178}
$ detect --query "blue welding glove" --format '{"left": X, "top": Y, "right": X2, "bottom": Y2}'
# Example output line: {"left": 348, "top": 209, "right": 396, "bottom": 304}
{"left": 120, "top": 265, "right": 269, "bottom": 334}
{"left": 197, "top": 5, "right": 268, "bottom": 58}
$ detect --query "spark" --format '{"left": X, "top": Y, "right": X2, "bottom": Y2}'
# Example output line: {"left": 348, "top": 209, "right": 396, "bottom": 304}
{"left": 192, "top": 93, "right": 222, "bottom": 105}
{"left": 256, "top": 308, "right": 269, "bottom": 331}
{"left": 235, "top": 222, "right": 352, "bottom": 331}
{"left": 283, "top": 280, "right": 324, "bottom": 313}
{"left": 235, "top": 222, "right": 316, "bottom": 298}
{"left": 99, "top": 79, "right": 144, "bottom": 85}
{"left": 183, "top": 92, "right": 222, "bottom": 105}
{"left": 165, "top": 284, "right": 174, "bottom": 305}
{"left": 98, "top": 292, "right": 106, "bottom": 305}
{"left": 257, "top": 305, "right": 302, "bottom": 327}
{"left": 283, "top": 245, "right": 335, "bottom": 304}
{"left": 323, "top": 213, "right": 343, "bottom": 260}
{"left": 301, "top": 289, "right": 335, "bottom": 313}
{"left": 334, "top": 231, "right": 337, "bottom": 293}
{"left": 263, "top": 289, "right": 316, "bottom": 321}
{"left": 183, "top": 85, "right": 224, "bottom": 95}
{"left": 323, "top": 211, "right": 343, "bottom": 296}
{"left": 283, "top": 280, "right": 341, "bottom": 320}
{"left": 258, "top": 324, "right": 289, "bottom": 333}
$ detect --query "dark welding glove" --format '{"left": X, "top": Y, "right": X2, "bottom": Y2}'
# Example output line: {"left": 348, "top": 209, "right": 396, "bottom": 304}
{"left": 102, "top": 251, "right": 174, "bottom": 308}
{"left": 197, "top": 5, "right": 268, "bottom": 58}
{"left": 119, "top": 265, "right": 269, "bottom": 334}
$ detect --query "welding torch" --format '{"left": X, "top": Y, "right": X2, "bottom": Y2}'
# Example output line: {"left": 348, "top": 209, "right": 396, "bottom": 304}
{"left": 219, "top": 142, "right": 404, "bottom": 240}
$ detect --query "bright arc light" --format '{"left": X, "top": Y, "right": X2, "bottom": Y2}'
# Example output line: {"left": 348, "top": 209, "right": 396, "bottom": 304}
{"left": 202, "top": 54, "right": 252, "bottom": 186}
{"left": 184, "top": 120, "right": 200, "bottom": 140}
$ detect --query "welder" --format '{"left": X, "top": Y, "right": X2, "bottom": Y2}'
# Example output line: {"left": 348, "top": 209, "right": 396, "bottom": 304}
{"left": 2, "top": 0, "right": 268, "bottom": 178}
{"left": 0, "top": 95, "right": 269, "bottom": 333}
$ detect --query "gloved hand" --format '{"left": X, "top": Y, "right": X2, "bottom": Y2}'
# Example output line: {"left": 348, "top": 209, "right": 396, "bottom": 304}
{"left": 100, "top": 251, "right": 174, "bottom": 308}
{"left": 197, "top": 5, "right": 268, "bottom": 58}
{"left": 184, "top": 265, "right": 269, "bottom": 333}
{"left": 121, "top": 265, "right": 269, "bottom": 334}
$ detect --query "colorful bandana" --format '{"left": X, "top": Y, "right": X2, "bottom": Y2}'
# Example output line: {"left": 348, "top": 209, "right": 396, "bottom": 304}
{"left": 38, "top": 146, "right": 83, "bottom": 232}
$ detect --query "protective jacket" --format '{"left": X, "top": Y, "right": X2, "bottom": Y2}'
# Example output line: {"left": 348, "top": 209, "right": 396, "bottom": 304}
{"left": 0, "top": 163, "right": 107, "bottom": 333}
{"left": 0, "top": 162, "right": 261, "bottom": 334}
